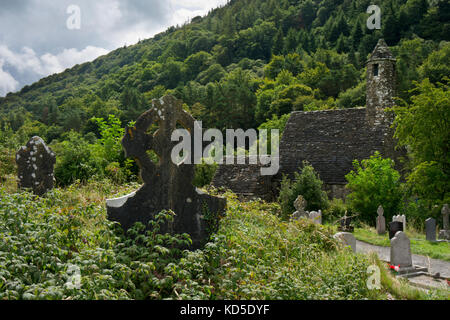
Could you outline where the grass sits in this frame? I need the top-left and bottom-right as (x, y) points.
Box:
(0, 179), (448, 300)
(368, 253), (450, 300)
(354, 226), (450, 262)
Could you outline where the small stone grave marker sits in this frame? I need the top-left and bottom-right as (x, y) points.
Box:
(392, 214), (406, 231)
(309, 210), (322, 225)
(16, 136), (56, 196)
(389, 221), (403, 239)
(390, 231), (412, 268)
(439, 204), (450, 240)
(425, 218), (436, 242)
(291, 195), (308, 220)
(376, 205), (386, 235)
(333, 232), (356, 253)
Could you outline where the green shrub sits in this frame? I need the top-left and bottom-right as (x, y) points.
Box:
(193, 160), (218, 188)
(0, 148), (16, 179)
(54, 131), (104, 186)
(323, 198), (349, 224)
(279, 161), (329, 220)
(345, 152), (403, 224)
(402, 199), (443, 231)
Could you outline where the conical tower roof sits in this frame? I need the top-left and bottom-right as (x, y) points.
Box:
(367, 39), (396, 63)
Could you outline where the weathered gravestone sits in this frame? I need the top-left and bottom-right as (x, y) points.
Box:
(389, 221), (403, 240)
(438, 204), (450, 240)
(390, 231), (412, 268)
(309, 210), (322, 225)
(425, 218), (436, 242)
(291, 195), (308, 220)
(16, 136), (56, 196)
(376, 205), (386, 235)
(333, 232), (356, 253)
(392, 214), (406, 231)
(106, 95), (227, 249)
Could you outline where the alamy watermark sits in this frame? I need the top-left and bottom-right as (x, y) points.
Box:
(367, 5), (381, 30)
(65, 264), (81, 290)
(66, 5), (81, 30)
(366, 265), (381, 290)
(171, 121), (280, 176)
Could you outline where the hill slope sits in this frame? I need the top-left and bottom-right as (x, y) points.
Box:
(0, 0), (448, 142)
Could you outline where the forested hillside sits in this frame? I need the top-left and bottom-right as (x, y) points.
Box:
(1, 0), (448, 135)
(0, 0), (449, 188)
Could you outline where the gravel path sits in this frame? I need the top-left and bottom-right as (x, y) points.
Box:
(356, 240), (450, 278)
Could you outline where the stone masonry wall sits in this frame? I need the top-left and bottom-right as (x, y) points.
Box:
(211, 156), (277, 201)
(279, 108), (389, 185)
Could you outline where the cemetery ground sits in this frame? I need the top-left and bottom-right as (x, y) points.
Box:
(0, 175), (448, 300)
(352, 226), (450, 262)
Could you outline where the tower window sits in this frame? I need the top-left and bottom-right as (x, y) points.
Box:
(373, 64), (379, 76)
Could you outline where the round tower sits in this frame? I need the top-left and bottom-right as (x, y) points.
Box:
(366, 39), (397, 126)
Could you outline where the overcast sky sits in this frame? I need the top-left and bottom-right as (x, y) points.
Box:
(0, 0), (228, 97)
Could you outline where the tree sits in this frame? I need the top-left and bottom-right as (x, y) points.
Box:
(419, 43), (450, 84)
(345, 152), (403, 224)
(391, 79), (449, 205)
(279, 161), (329, 220)
(272, 28), (284, 55)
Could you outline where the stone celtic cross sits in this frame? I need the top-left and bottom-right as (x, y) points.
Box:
(107, 95), (226, 248)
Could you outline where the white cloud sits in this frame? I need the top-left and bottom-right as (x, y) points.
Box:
(0, 60), (19, 96)
(0, 45), (109, 79)
(0, 0), (230, 96)
(169, 0), (228, 25)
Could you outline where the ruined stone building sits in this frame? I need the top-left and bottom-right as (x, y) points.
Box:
(212, 39), (400, 200)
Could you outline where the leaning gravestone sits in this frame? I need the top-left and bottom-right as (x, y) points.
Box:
(16, 136), (56, 196)
(106, 95), (227, 249)
(390, 231), (412, 268)
(291, 195), (308, 220)
(333, 232), (356, 253)
(389, 221), (404, 240)
(376, 205), (386, 235)
(438, 204), (450, 240)
(425, 218), (436, 242)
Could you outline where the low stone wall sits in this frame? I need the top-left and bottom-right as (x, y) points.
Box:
(211, 156), (278, 201)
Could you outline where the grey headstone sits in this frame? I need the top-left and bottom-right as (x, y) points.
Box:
(442, 204), (449, 230)
(389, 221), (403, 239)
(425, 218), (436, 242)
(106, 95), (227, 249)
(393, 214), (406, 231)
(376, 205), (386, 235)
(309, 210), (322, 225)
(334, 232), (356, 253)
(439, 204), (450, 240)
(16, 136), (56, 196)
(390, 231), (412, 268)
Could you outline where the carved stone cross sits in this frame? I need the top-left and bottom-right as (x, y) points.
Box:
(107, 95), (226, 248)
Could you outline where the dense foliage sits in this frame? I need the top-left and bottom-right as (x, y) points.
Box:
(1, 0), (448, 138)
(0, 0), (448, 211)
(279, 161), (329, 220)
(0, 184), (386, 300)
(345, 152), (403, 224)
(391, 79), (449, 207)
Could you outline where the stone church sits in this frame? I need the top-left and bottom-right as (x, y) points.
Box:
(212, 39), (401, 200)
